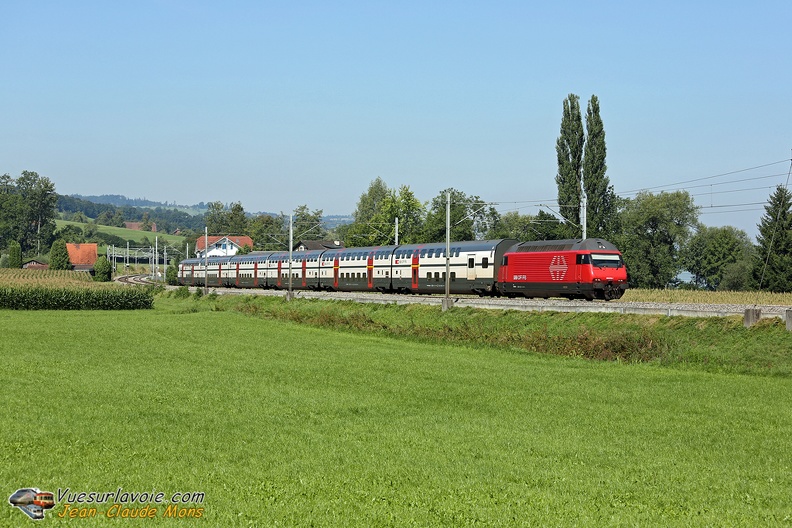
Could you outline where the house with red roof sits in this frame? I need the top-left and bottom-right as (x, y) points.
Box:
(195, 235), (254, 258)
(66, 243), (98, 272)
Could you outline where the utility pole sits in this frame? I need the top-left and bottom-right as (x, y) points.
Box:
(395, 217), (399, 245)
(204, 227), (208, 295)
(287, 213), (294, 301)
(443, 191), (453, 311)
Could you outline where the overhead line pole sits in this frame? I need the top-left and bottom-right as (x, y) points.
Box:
(443, 191), (453, 312)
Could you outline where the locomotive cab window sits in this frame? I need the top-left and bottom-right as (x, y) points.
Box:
(591, 254), (623, 268)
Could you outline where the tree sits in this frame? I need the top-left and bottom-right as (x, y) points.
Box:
(166, 261), (179, 285)
(582, 95), (618, 239)
(49, 239), (72, 270)
(422, 189), (499, 243)
(555, 94), (584, 238)
(753, 185), (792, 292)
(341, 177), (395, 247)
(248, 214), (287, 250)
(71, 211), (89, 223)
(353, 177), (390, 224)
(682, 225), (754, 290)
(376, 185), (425, 244)
(140, 212), (152, 231)
(616, 191), (699, 289)
(8, 240), (22, 268)
(93, 255), (112, 282)
(54, 224), (85, 243)
(205, 201), (228, 234)
(16, 171), (58, 254)
(290, 205), (327, 241)
(485, 210), (566, 241)
(226, 202), (249, 235)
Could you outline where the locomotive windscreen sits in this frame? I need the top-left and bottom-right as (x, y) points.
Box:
(591, 254), (623, 268)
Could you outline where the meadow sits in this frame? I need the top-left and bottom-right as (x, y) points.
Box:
(55, 219), (186, 246)
(1, 295), (790, 526)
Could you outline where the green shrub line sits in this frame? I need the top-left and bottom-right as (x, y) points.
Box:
(166, 292), (792, 377)
(0, 284), (154, 310)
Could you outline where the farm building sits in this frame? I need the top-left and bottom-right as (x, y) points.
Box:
(66, 243), (98, 273)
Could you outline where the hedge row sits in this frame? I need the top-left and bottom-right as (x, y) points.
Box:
(0, 285), (154, 310)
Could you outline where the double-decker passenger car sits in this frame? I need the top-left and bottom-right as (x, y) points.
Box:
(178, 237), (627, 301)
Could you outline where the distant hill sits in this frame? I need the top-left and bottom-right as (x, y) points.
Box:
(67, 194), (354, 229)
(71, 194), (208, 215)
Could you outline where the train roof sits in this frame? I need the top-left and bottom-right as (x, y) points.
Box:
(510, 238), (620, 252)
(394, 239), (516, 252)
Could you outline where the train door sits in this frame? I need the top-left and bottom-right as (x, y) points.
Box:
(333, 256), (339, 290)
(235, 262), (240, 287)
(411, 251), (419, 290)
(367, 255), (374, 289)
(467, 254), (476, 280)
(301, 259), (307, 288)
(190, 265), (195, 286)
(253, 262), (259, 287)
(276, 260), (282, 288)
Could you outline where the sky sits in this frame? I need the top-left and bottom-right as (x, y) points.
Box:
(2, 1), (791, 240)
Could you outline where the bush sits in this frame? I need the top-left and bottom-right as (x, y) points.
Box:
(173, 286), (191, 299)
(93, 256), (112, 282)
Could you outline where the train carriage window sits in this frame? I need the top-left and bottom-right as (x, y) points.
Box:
(468, 258), (475, 268)
(428, 249), (434, 258)
(450, 272), (456, 280)
(482, 257), (489, 269)
(420, 249), (427, 258)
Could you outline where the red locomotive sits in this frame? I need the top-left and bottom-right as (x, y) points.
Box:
(498, 238), (627, 300)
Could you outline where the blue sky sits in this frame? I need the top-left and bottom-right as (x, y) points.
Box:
(2, 1), (790, 240)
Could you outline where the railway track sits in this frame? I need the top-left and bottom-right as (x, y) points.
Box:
(115, 274), (155, 285)
(179, 285), (792, 322)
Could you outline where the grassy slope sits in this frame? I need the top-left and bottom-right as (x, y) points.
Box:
(1, 302), (790, 526)
(55, 219), (186, 246)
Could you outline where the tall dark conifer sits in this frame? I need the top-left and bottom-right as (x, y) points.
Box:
(582, 95), (616, 238)
(754, 185), (792, 292)
(555, 94), (584, 237)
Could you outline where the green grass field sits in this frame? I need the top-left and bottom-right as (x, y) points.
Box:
(55, 219), (186, 246)
(1, 299), (791, 525)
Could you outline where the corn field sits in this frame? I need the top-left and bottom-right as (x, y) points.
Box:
(0, 269), (94, 286)
(0, 269), (153, 309)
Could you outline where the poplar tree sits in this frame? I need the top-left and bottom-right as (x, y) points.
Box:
(753, 185), (792, 292)
(8, 240), (22, 268)
(582, 95), (617, 239)
(555, 94), (584, 237)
